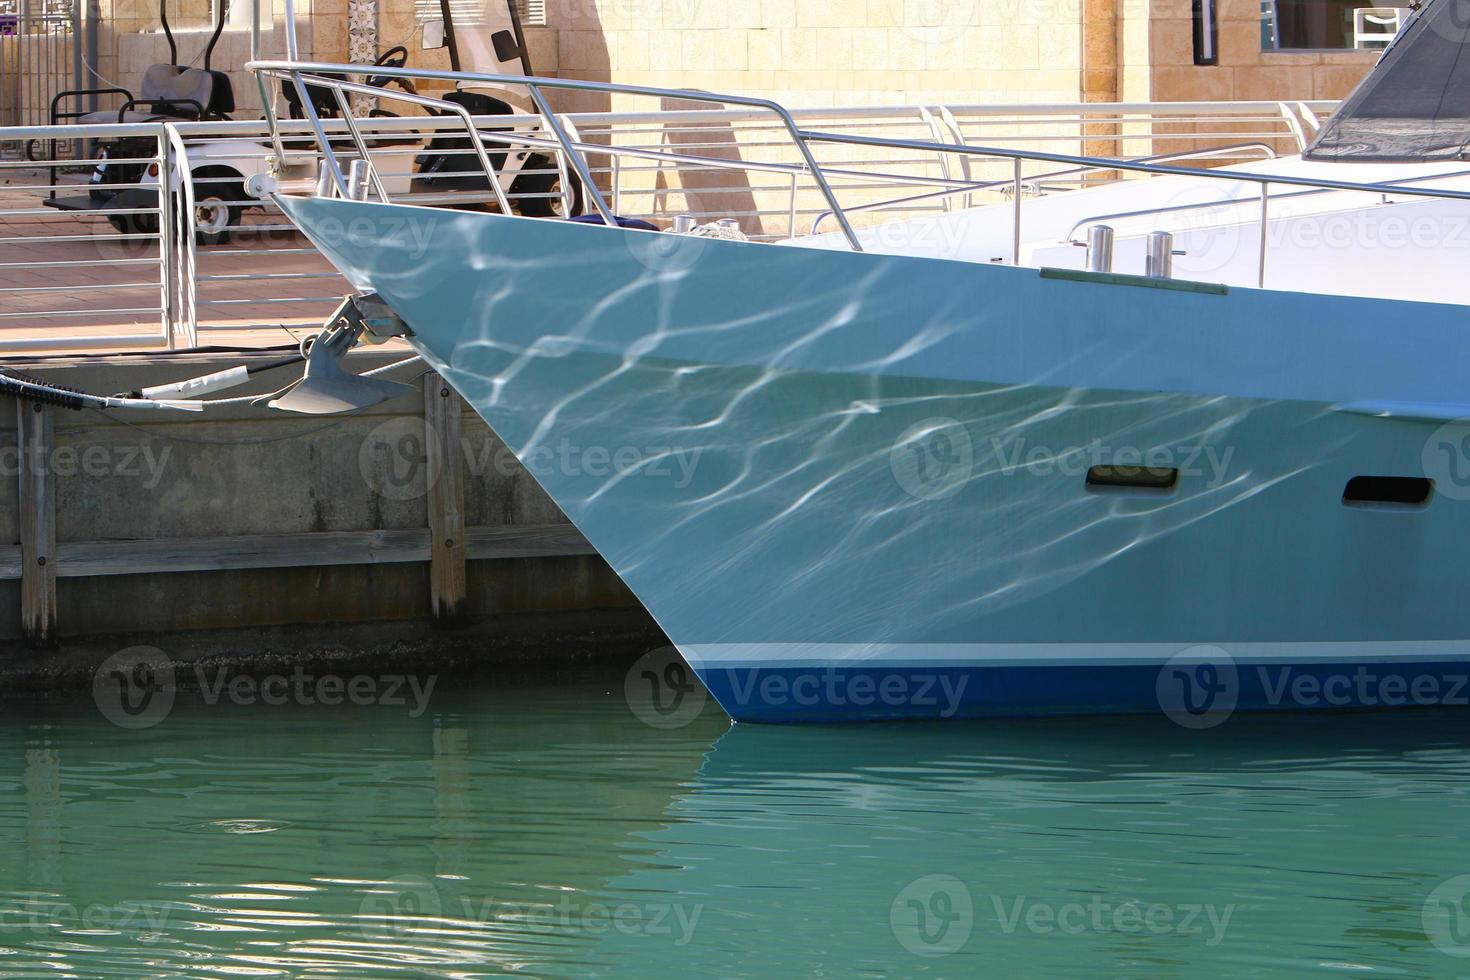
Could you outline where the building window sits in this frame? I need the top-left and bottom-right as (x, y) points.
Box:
(516, 0), (546, 27)
(1262, 0), (1410, 51)
(415, 0), (545, 29)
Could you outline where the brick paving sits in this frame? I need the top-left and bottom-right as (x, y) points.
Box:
(1, 166), (348, 353)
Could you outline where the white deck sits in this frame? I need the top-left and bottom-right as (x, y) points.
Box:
(791, 156), (1470, 305)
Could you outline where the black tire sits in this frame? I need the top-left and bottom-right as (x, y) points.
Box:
(510, 155), (585, 218)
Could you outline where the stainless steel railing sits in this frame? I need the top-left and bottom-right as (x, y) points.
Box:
(0, 90), (1347, 353)
(249, 60), (1470, 290)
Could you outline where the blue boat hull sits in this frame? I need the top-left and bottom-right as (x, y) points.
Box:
(276, 196), (1470, 723)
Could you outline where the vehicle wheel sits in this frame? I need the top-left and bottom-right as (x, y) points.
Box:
(510, 155), (585, 218)
(191, 186), (243, 245)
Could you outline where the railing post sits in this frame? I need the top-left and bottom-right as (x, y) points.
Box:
(1146, 230), (1175, 278)
(156, 129), (176, 348)
(1258, 181), (1270, 288)
(1012, 158), (1023, 266)
(424, 373), (466, 626)
(1086, 224), (1114, 273)
(17, 399), (57, 648)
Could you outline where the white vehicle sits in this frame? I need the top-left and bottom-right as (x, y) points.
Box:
(44, 0), (581, 244)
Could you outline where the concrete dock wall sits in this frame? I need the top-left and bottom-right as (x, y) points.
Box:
(0, 347), (648, 649)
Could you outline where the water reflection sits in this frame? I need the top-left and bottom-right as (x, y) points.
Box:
(1, 676), (1467, 976)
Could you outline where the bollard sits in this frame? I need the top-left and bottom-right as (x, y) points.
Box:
(1086, 225), (1114, 273)
(1146, 231), (1175, 278)
(347, 159), (371, 202)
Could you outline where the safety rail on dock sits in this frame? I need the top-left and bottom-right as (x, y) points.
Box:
(0, 97), (1330, 354)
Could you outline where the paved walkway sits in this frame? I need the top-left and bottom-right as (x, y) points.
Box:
(1, 167), (347, 354)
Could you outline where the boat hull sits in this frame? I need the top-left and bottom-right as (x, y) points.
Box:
(276, 195), (1470, 723)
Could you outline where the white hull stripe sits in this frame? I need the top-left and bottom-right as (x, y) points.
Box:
(678, 641), (1470, 669)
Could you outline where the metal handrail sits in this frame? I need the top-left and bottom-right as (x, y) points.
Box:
(810, 142), (1282, 235)
(1063, 165), (1470, 244)
(0, 86), (1363, 354)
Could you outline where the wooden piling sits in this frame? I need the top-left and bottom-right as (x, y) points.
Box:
(424, 373), (467, 626)
(17, 399), (57, 648)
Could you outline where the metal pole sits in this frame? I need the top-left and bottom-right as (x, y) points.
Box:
(1012, 158), (1023, 266)
(525, 83), (615, 225)
(1257, 181), (1269, 288)
(1145, 230), (1174, 278)
(156, 131), (176, 347)
(1086, 224), (1114, 273)
(69, 0), (81, 113)
(85, 0), (98, 116)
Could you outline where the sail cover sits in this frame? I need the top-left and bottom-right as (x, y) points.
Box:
(1306, 0), (1470, 161)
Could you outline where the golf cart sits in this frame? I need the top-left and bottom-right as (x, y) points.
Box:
(41, 0), (581, 243)
(408, 0), (585, 217)
(40, 0), (245, 242)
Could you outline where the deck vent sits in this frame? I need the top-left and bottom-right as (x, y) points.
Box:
(1342, 476), (1433, 508)
(1085, 465), (1180, 493)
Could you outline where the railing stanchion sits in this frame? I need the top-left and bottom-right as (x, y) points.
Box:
(526, 84), (615, 225)
(1012, 158), (1023, 266)
(156, 130), (176, 347)
(1258, 181), (1270, 288)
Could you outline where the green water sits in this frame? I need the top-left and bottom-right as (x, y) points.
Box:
(3, 669), (1470, 977)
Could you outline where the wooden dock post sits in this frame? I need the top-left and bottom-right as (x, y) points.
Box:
(17, 399), (57, 648)
(424, 374), (466, 626)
